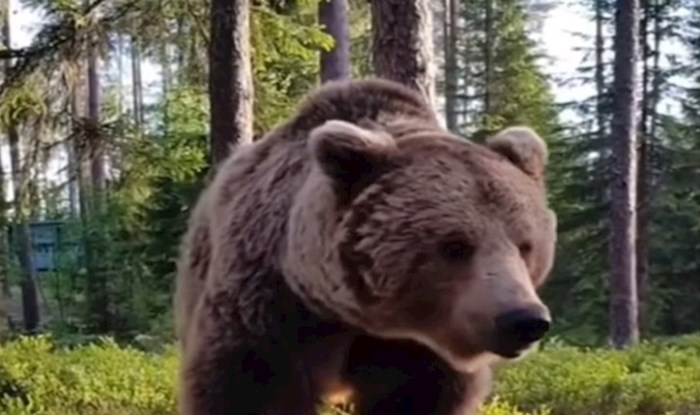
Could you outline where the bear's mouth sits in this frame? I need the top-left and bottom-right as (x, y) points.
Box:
(488, 332), (545, 359)
(488, 343), (530, 359)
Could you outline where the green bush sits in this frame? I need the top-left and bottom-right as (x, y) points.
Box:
(1, 334), (700, 414)
(0, 335), (178, 415)
(490, 338), (700, 415)
(481, 398), (551, 415)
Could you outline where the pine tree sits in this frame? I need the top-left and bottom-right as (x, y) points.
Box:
(443, 0), (459, 131)
(371, 0), (436, 105)
(647, 0), (700, 335)
(319, 0), (351, 82)
(452, 0), (559, 140)
(536, 0), (614, 344)
(608, 0), (641, 349)
(0, 0), (10, 333)
(1, 0), (41, 333)
(209, 0), (254, 165)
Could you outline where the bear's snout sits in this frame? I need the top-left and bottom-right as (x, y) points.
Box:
(491, 306), (550, 358)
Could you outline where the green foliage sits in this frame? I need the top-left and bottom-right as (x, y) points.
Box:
(491, 338), (700, 415)
(629, 2), (700, 337)
(0, 335), (178, 414)
(473, 0), (559, 140)
(0, 75), (48, 126)
(347, 0), (372, 78)
(451, 0), (560, 142)
(51, 0), (372, 340)
(3, 334), (700, 415)
(10, 0), (378, 346)
(480, 399), (551, 415)
(251, 0), (334, 132)
(36, 84), (209, 340)
(540, 0), (700, 343)
(539, 130), (610, 345)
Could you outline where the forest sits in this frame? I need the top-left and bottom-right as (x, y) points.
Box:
(0, 0), (700, 414)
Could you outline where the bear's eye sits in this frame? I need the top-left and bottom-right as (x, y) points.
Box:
(439, 236), (474, 263)
(518, 242), (533, 257)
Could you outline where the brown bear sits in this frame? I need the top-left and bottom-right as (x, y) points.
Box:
(174, 78), (557, 415)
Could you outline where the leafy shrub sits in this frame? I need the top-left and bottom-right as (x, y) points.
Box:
(490, 337), (700, 415)
(481, 398), (551, 415)
(1, 334), (700, 414)
(0, 335), (177, 415)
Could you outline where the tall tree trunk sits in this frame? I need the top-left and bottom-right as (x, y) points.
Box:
(85, 14), (109, 332)
(639, 0), (650, 143)
(0, 0), (7, 339)
(66, 141), (80, 218)
(117, 33), (125, 119)
(8, 128), (41, 333)
(67, 61), (83, 219)
(637, 0), (662, 337)
(636, 134), (648, 338)
(187, 35), (205, 86)
(8, 127), (41, 333)
(176, 16), (186, 73)
(161, 42), (171, 135)
(69, 71), (84, 310)
(483, 0), (494, 115)
(0, 133), (8, 298)
(457, 2), (471, 130)
(371, 0), (436, 106)
(443, 0), (458, 131)
(595, 0), (606, 140)
(39, 139), (50, 216)
(609, 0), (641, 349)
(319, 0), (351, 82)
(209, 0), (254, 166)
(0, 145), (7, 337)
(636, 0), (651, 337)
(3, 0), (40, 333)
(131, 33), (144, 130)
(0, 0), (11, 300)
(649, 0), (661, 142)
(87, 32), (105, 206)
(112, 31), (126, 181)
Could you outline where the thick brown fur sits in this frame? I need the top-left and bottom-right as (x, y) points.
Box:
(174, 78), (557, 415)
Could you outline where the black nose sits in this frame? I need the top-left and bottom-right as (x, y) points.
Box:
(492, 308), (550, 357)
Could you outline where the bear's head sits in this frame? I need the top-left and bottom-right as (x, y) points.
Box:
(284, 119), (556, 372)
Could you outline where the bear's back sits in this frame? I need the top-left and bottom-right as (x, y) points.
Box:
(174, 78), (439, 343)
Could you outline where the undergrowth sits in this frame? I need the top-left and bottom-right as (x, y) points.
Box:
(0, 334), (699, 414)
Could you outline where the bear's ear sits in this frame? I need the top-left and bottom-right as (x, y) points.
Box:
(309, 120), (398, 201)
(485, 126), (548, 181)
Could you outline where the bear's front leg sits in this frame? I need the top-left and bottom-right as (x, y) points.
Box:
(344, 335), (492, 415)
(178, 295), (320, 415)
